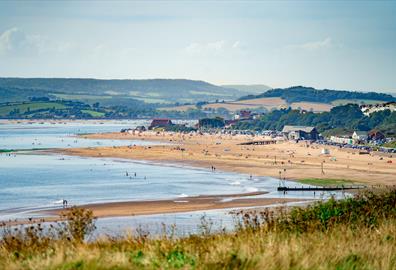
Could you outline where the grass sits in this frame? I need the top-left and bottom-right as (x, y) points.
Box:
(81, 110), (106, 117)
(0, 102), (67, 116)
(331, 99), (385, 106)
(53, 94), (112, 100)
(1, 188), (395, 269)
(383, 141), (396, 148)
(297, 178), (355, 186)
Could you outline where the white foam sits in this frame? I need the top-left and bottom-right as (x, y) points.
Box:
(177, 193), (189, 198)
(230, 181), (241, 186)
(53, 200), (64, 204)
(244, 187), (258, 192)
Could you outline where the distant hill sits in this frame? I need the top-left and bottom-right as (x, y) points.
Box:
(238, 86), (396, 104)
(221, 84), (271, 94)
(0, 78), (245, 105)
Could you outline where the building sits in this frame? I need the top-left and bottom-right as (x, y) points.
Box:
(360, 102), (396, 116)
(282, 125), (319, 140)
(330, 136), (353, 144)
(368, 130), (385, 141)
(234, 110), (252, 120)
(149, 118), (173, 130)
(352, 131), (368, 143)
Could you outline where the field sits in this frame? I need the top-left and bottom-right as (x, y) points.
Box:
(53, 94), (112, 101)
(158, 98), (340, 113)
(81, 110), (106, 117)
(290, 101), (334, 112)
(0, 102), (68, 116)
(159, 97), (288, 112)
(331, 99), (386, 106)
(158, 104), (197, 111)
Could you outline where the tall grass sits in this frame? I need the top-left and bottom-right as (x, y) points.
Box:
(0, 188), (395, 269)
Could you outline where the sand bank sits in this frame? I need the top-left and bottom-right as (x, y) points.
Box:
(3, 193), (303, 226)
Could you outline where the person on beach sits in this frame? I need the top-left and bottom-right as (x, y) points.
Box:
(62, 199), (68, 208)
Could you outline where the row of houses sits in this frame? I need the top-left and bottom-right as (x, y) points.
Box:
(360, 102), (396, 116)
(330, 130), (386, 145)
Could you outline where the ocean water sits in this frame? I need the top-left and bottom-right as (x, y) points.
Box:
(0, 121), (345, 234)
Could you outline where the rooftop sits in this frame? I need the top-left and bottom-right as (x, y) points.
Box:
(282, 125), (316, 133)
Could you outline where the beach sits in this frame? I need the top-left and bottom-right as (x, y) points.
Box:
(45, 192), (301, 219)
(61, 131), (396, 186)
(4, 192), (303, 226)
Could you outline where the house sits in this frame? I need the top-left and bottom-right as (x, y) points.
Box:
(234, 110), (252, 120)
(368, 130), (385, 141)
(330, 135), (353, 144)
(360, 102), (396, 116)
(282, 125), (319, 141)
(149, 118), (173, 130)
(352, 131), (368, 143)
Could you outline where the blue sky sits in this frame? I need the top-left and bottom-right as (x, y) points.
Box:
(0, 1), (395, 92)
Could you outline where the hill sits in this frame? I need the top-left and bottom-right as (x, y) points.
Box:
(0, 78), (245, 105)
(238, 86), (396, 104)
(221, 84), (271, 93)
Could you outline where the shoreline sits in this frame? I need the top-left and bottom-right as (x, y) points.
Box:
(61, 131), (396, 186)
(3, 192), (305, 226)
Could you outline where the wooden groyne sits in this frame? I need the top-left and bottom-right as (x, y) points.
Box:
(277, 185), (367, 192)
(238, 140), (277, 145)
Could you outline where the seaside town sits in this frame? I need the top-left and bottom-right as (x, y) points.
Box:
(131, 102), (396, 155)
(1, 1), (396, 269)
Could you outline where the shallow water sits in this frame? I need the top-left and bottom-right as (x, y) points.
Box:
(0, 121), (346, 234)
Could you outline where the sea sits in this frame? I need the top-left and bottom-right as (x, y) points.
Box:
(0, 120), (346, 236)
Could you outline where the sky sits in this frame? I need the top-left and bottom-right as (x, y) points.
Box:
(0, 1), (395, 92)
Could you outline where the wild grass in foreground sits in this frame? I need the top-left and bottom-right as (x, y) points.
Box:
(0, 188), (395, 270)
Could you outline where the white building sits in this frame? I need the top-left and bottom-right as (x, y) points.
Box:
(330, 136), (353, 144)
(360, 102), (396, 116)
(352, 131), (368, 143)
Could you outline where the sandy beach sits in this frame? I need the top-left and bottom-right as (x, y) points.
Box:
(3, 193), (302, 226)
(61, 131), (396, 186)
(46, 192), (302, 218)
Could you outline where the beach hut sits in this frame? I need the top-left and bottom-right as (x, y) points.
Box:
(321, 148), (330, 155)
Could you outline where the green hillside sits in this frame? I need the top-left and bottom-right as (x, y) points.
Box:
(221, 84), (271, 93)
(239, 86), (395, 104)
(0, 78), (244, 105)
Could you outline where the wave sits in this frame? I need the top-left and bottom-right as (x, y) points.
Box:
(244, 187), (259, 192)
(177, 193), (189, 198)
(230, 181), (241, 186)
(52, 199), (64, 204)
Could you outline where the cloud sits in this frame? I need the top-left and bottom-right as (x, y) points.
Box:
(288, 37), (335, 51)
(0, 27), (75, 57)
(184, 40), (242, 55)
(0, 27), (50, 57)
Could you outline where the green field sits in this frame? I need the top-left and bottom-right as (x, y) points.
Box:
(0, 102), (67, 115)
(297, 178), (355, 186)
(81, 110), (106, 117)
(53, 94), (112, 100)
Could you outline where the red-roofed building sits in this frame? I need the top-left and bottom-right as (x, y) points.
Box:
(149, 118), (173, 130)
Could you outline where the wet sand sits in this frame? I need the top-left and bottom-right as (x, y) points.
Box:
(46, 192), (302, 218)
(4, 193), (303, 226)
(61, 131), (396, 186)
